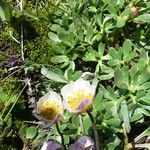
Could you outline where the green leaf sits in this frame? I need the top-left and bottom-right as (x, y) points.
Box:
(107, 5), (117, 17)
(24, 11), (38, 20)
(137, 71), (150, 85)
(83, 46), (97, 61)
(107, 136), (121, 150)
(114, 67), (129, 89)
(120, 100), (131, 133)
(19, 126), (26, 139)
(98, 73), (114, 80)
(49, 43), (65, 55)
(137, 107), (150, 116)
(26, 126), (37, 139)
(98, 43), (105, 59)
(72, 115), (79, 127)
(59, 32), (76, 48)
(51, 55), (70, 64)
(41, 67), (68, 83)
(116, 16), (125, 28)
(98, 64), (114, 80)
(107, 87), (118, 100)
(104, 118), (121, 127)
(135, 14), (150, 23)
(50, 24), (65, 33)
(93, 90), (103, 113)
(88, 6), (97, 13)
(130, 113), (143, 122)
(59, 124), (67, 131)
(0, 52), (7, 62)
(0, 0), (12, 22)
(139, 82), (150, 90)
(136, 60), (147, 72)
(109, 47), (121, 60)
(120, 8), (130, 21)
(71, 71), (82, 81)
(65, 68), (73, 81)
(140, 92), (150, 104)
(83, 114), (92, 134)
(122, 39), (132, 57)
(63, 135), (70, 145)
(48, 32), (61, 42)
(85, 25), (94, 43)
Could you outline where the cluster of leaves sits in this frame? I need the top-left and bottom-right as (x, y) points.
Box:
(0, 0), (150, 149)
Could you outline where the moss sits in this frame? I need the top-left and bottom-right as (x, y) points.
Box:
(1, 0), (53, 65)
(0, 77), (21, 94)
(23, 1), (52, 64)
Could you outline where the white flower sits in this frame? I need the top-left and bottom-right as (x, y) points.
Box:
(61, 79), (96, 113)
(35, 91), (63, 125)
(41, 141), (62, 150)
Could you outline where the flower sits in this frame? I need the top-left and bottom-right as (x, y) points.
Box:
(61, 79), (96, 113)
(35, 91), (63, 125)
(41, 141), (62, 150)
(69, 136), (94, 150)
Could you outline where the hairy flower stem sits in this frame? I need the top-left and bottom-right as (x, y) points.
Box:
(87, 111), (100, 150)
(56, 123), (65, 150)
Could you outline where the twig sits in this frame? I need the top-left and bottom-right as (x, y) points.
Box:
(10, 31), (20, 44)
(134, 143), (150, 149)
(20, 0), (24, 61)
(1, 68), (21, 82)
(134, 127), (150, 143)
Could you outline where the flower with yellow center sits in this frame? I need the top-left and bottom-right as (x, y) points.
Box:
(35, 91), (63, 125)
(61, 79), (96, 113)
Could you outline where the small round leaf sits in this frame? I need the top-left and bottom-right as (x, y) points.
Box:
(26, 126), (37, 139)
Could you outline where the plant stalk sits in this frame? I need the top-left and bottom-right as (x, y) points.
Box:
(20, 0), (24, 61)
(56, 123), (65, 150)
(87, 111), (100, 150)
(79, 114), (86, 134)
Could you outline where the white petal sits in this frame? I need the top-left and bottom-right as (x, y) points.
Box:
(74, 79), (96, 95)
(36, 91), (63, 123)
(48, 91), (62, 103)
(61, 82), (75, 99)
(37, 91), (63, 111)
(61, 79), (96, 112)
(41, 142), (48, 150)
(62, 98), (74, 112)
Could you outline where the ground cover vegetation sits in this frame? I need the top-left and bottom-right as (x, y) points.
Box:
(0, 0), (150, 149)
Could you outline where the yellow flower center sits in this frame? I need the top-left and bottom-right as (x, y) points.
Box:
(67, 90), (93, 110)
(38, 100), (62, 121)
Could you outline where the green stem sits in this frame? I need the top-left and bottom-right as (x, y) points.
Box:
(87, 111), (100, 150)
(4, 84), (27, 121)
(56, 123), (65, 150)
(4, 83), (27, 121)
(123, 123), (129, 150)
(79, 114), (86, 134)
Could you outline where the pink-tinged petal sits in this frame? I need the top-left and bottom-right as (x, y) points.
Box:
(41, 141), (62, 150)
(61, 78), (97, 113)
(75, 99), (92, 113)
(69, 136), (94, 150)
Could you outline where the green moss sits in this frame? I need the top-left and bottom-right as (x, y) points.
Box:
(0, 77), (21, 93)
(23, 2), (52, 64)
